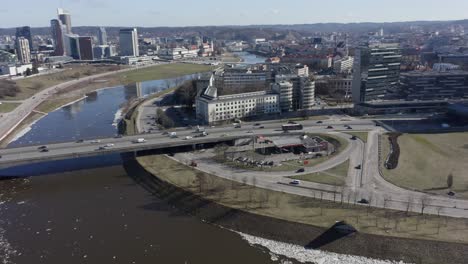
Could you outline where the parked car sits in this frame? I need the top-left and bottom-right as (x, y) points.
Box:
(289, 180), (301, 185)
(358, 199), (369, 204)
(448, 191), (456, 196)
(355, 164), (362, 170)
(296, 168), (305, 173)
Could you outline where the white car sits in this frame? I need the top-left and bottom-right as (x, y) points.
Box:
(184, 136), (193, 140)
(104, 143), (115, 148)
(90, 140), (101, 144)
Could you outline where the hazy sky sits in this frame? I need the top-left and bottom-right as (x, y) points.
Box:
(1, 0), (468, 28)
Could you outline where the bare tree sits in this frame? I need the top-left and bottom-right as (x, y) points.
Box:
(195, 172), (205, 194)
(242, 176), (248, 186)
(447, 173), (454, 189)
(420, 195), (431, 215)
(436, 207), (443, 235)
(406, 196), (413, 216)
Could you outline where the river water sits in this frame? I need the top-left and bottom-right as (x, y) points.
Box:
(0, 55), (293, 264)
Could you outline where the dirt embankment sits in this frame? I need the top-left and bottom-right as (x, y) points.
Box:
(124, 157), (468, 264)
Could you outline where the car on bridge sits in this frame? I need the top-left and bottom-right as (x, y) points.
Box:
(40, 148), (49, 153)
(90, 140), (101, 144)
(289, 180), (301, 185)
(38, 146), (47, 150)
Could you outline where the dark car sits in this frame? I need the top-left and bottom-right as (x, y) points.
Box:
(355, 164), (362, 170)
(326, 126), (333, 129)
(358, 198), (369, 204)
(316, 121), (323, 124)
(259, 126), (265, 129)
(38, 146), (47, 150)
(254, 123), (261, 126)
(0, 155), (2, 159)
(375, 123), (381, 127)
(448, 191), (456, 197)
(40, 148), (49, 153)
(351, 135), (357, 140)
(296, 168), (305, 173)
(347, 126), (353, 130)
(76, 139), (84, 143)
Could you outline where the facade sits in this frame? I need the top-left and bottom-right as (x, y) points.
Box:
(64, 34), (80, 59)
(15, 37), (31, 64)
(333, 56), (354, 73)
(316, 76), (352, 99)
(15, 26), (33, 51)
(271, 81), (294, 112)
(57, 8), (72, 34)
(158, 47), (198, 60)
(78, 36), (93, 60)
(50, 19), (64, 56)
(216, 68), (268, 90)
(0, 64), (32, 76)
(93, 45), (111, 59)
(275, 75), (315, 110)
(432, 63), (460, 72)
(97, 27), (107, 45)
(119, 28), (139, 57)
(352, 43), (402, 104)
(0, 50), (17, 64)
(400, 70), (468, 101)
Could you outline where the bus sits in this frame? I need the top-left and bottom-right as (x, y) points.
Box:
(282, 123), (303, 131)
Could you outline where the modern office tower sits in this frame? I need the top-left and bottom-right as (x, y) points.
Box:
(16, 37), (31, 64)
(272, 81), (294, 112)
(50, 19), (65, 56)
(352, 43), (402, 104)
(93, 45), (111, 59)
(57, 8), (72, 34)
(78, 36), (93, 60)
(64, 34), (80, 59)
(15, 26), (33, 51)
(97, 27), (107, 45)
(119, 28), (139, 57)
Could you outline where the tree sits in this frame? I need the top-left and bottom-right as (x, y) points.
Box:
(195, 171), (205, 194)
(24, 68), (32, 76)
(420, 195), (430, 215)
(447, 173), (454, 189)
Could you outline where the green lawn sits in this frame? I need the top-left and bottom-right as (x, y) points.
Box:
(380, 133), (468, 198)
(117, 63), (213, 84)
(290, 159), (349, 186)
(0, 102), (20, 113)
(138, 154), (468, 245)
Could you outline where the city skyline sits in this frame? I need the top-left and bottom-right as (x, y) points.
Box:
(1, 0), (468, 28)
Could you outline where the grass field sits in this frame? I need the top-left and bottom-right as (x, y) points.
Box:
(138, 154), (468, 244)
(380, 133), (468, 198)
(290, 159), (349, 186)
(117, 63), (213, 84)
(0, 102), (20, 113)
(6, 65), (123, 100)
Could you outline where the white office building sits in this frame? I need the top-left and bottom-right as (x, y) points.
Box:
(333, 56), (354, 73)
(16, 37), (31, 64)
(119, 28), (139, 57)
(196, 76), (280, 123)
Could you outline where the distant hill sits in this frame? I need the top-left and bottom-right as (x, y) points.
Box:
(1, 20), (467, 40)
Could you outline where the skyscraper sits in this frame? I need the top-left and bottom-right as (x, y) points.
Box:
(50, 19), (65, 56)
(97, 27), (107, 45)
(78, 36), (93, 60)
(352, 43), (402, 104)
(119, 28), (139, 57)
(57, 8), (72, 34)
(15, 26), (33, 51)
(16, 37), (31, 64)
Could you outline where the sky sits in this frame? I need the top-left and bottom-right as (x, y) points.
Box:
(1, 0), (468, 28)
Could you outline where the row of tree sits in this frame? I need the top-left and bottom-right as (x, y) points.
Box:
(156, 108), (174, 128)
(0, 80), (20, 99)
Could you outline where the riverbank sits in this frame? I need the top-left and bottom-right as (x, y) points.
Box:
(1, 63), (212, 146)
(134, 154), (468, 264)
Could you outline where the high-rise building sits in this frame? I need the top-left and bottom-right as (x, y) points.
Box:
(15, 26), (33, 51)
(78, 36), (93, 60)
(16, 37), (31, 64)
(57, 8), (72, 34)
(64, 34), (80, 59)
(119, 28), (139, 57)
(352, 43), (402, 104)
(50, 19), (65, 56)
(97, 27), (107, 45)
